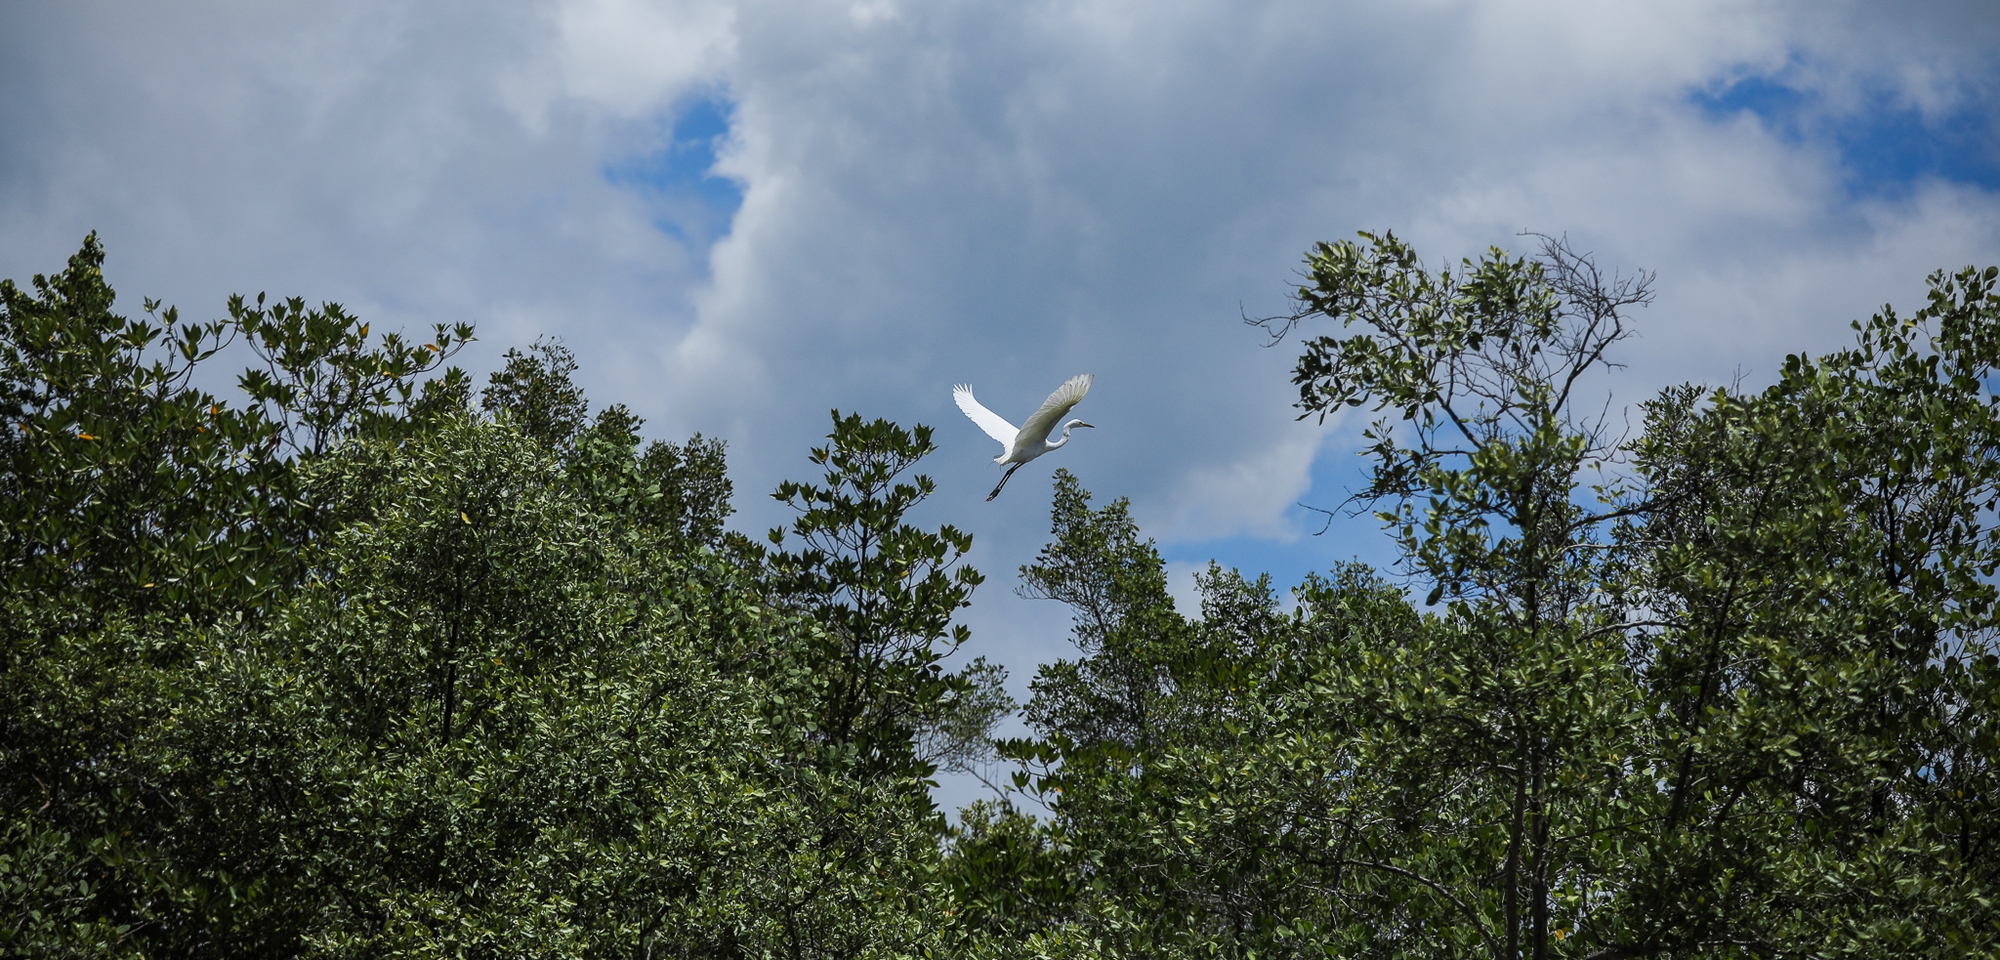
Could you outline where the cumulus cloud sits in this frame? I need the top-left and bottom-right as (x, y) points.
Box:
(0, 0), (713, 393)
(631, 0), (1999, 528)
(551, 0), (735, 116)
(4, 0), (1999, 751)
(1155, 421), (1338, 543)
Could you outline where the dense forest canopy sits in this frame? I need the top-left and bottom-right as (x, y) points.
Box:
(3, 233), (1996, 958)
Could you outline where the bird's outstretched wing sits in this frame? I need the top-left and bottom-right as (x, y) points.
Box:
(1017, 373), (1093, 444)
(954, 384), (1017, 450)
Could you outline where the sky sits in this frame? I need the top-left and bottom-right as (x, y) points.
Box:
(5, 0), (1999, 806)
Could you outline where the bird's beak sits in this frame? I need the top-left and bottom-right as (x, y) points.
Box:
(1077, 421), (1095, 428)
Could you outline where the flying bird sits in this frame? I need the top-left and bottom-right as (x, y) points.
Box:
(954, 374), (1094, 501)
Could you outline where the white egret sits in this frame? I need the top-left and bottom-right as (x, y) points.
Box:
(953, 374), (1094, 501)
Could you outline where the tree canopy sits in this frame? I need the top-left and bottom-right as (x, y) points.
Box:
(4, 232), (1997, 958)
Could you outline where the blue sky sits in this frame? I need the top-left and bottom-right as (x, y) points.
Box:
(1692, 64), (2000, 195)
(604, 92), (744, 244)
(4, 0), (1999, 808)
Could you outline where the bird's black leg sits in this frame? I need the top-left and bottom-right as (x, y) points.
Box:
(987, 462), (1023, 501)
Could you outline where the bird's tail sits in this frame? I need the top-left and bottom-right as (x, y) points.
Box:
(987, 462), (1023, 501)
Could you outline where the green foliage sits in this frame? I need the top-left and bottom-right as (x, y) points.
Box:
(1, 418), (944, 957)
(235, 290), (473, 458)
(482, 337), (737, 551)
(0, 235), (286, 621)
(480, 338), (589, 452)
(0, 237), (962, 959)
(1266, 230), (1653, 604)
(1597, 263), (2000, 955)
(950, 237), (2000, 960)
(943, 800), (1078, 948)
(252, 418), (936, 958)
(10, 229), (2000, 960)
(985, 472), (1496, 957)
(1268, 231), (1653, 958)
(765, 411), (1002, 780)
(0, 234), (473, 624)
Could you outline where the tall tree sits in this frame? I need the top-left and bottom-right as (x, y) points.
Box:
(1592, 264), (2000, 956)
(763, 412), (1006, 782)
(1257, 231), (1655, 958)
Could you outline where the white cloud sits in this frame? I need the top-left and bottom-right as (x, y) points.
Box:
(554, 0), (736, 116)
(1154, 421), (1337, 543)
(1164, 560), (1206, 621)
(644, 1), (1999, 517)
(4, 0), (1999, 726)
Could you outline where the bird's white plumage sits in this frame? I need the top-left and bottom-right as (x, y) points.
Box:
(953, 384), (1017, 450)
(954, 375), (1093, 462)
(954, 374), (1095, 500)
(1012, 373), (1092, 456)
